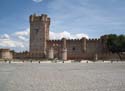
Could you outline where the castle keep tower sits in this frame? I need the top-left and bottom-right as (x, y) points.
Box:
(29, 14), (50, 58)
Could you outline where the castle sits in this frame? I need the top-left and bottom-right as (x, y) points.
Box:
(28, 14), (122, 60)
(0, 14), (124, 60)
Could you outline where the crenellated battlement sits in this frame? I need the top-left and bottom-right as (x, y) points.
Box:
(67, 39), (81, 42)
(48, 38), (87, 42)
(87, 38), (100, 41)
(47, 40), (62, 43)
(30, 14), (50, 23)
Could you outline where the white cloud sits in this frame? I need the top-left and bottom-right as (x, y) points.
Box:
(0, 39), (25, 48)
(0, 34), (10, 39)
(32, 0), (43, 3)
(0, 39), (16, 48)
(50, 31), (88, 40)
(0, 29), (29, 52)
(13, 28), (29, 41)
(14, 28), (29, 36)
(18, 36), (28, 41)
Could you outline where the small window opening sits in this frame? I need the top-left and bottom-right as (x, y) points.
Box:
(72, 47), (76, 51)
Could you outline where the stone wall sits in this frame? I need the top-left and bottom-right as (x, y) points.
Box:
(46, 37), (125, 60)
(0, 49), (13, 59)
(47, 40), (62, 59)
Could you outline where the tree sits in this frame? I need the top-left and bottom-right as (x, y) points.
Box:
(106, 34), (125, 60)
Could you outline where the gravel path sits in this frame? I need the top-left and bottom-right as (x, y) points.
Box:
(0, 63), (125, 91)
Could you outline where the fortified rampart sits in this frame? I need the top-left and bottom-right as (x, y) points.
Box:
(46, 37), (109, 60)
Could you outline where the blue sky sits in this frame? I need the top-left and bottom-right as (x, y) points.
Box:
(0, 0), (125, 51)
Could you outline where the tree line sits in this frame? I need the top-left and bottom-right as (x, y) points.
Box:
(106, 34), (125, 60)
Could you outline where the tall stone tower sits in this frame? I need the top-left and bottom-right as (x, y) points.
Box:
(29, 14), (50, 58)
